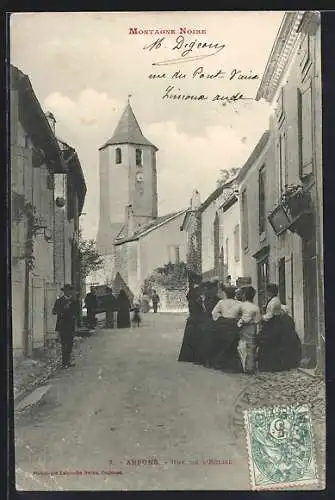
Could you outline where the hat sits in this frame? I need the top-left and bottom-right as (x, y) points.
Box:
(61, 284), (73, 292)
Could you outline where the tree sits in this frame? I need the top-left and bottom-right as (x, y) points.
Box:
(78, 228), (104, 282)
(216, 167), (241, 187)
(142, 261), (188, 295)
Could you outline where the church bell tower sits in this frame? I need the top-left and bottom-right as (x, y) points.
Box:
(96, 99), (158, 256)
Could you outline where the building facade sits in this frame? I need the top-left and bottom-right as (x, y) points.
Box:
(199, 182), (237, 282)
(219, 191), (242, 286)
(240, 11), (323, 369)
(114, 210), (187, 298)
(238, 130), (273, 309)
(11, 65), (86, 358)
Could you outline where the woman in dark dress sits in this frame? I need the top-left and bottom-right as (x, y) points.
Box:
(200, 281), (221, 366)
(116, 289), (131, 328)
(257, 313), (302, 371)
(178, 275), (206, 363)
(208, 286), (244, 373)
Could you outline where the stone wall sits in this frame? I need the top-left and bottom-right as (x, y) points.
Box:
(157, 287), (188, 313)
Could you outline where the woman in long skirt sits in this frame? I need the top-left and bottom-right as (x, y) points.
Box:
(237, 286), (261, 374)
(178, 276), (206, 363)
(257, 283), (301, 371)
(257, 312), (302, 372)
(116, 289), (131, 328)
(200, 281), (221, 366)
(209, 286), (243, 373)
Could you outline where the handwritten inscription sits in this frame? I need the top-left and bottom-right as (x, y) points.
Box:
(143, 35), (259, 107)
(143, 35), (225, 65)
(148, 67), (259, 81)
(162, 85), (252, 105)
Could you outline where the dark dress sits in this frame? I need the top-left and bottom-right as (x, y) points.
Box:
(178, 286), (206, 363)
(200, 295), (221, 366)
(257, 312), (302, 372)
(116, 291), (131, 328)
(105, 292), (116, 328)
(85, 292), (98, 328)
(52, 296), (77, 367)
(207, 316), (243, 373)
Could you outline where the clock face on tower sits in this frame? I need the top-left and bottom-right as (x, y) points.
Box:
(136, 172), (144, 183)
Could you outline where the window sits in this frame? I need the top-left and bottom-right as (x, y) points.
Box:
(257, 256), (269, 312)
(115, 147), (122, 164)
(258, 167), (266, 234)
(278, 131), (287, 193)
(241, 189), (248, 250)
(234, 224), (240, 261)
(299, 34), (312, 80)
(278, 257), (286, 305)
(136, 148), (142, 166)
(275, 87), (285, 125)
(298, 81), (313, 178)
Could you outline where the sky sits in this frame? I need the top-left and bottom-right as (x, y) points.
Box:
(10, 11), (284, 240)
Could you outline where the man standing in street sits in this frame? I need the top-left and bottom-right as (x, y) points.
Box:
(52, 284), (77, 368)
(152, 290), (160, 313)
(85, 287), (98, 329)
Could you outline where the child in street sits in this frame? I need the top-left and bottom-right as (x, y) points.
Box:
(132, 302), (141, 327)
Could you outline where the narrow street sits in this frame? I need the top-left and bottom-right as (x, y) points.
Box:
(15, 312), (251, 491)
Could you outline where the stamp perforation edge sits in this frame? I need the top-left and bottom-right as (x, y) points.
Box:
(244, 403), (321, 491)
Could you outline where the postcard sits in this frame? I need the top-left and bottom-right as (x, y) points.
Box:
(10, 11), (325, 491)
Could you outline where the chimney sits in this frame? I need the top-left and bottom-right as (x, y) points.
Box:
(191, 190), (201, 210)
(45, 111), (56, 135)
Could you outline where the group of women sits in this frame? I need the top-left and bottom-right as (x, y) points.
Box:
(178, 276), (302, 374)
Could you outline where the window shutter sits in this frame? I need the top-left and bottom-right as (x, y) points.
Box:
(300, 79), (313, 177)
(234, 224), (240, 261)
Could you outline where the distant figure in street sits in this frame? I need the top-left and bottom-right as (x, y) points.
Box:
(151, 290), (160, 313)
(132, 302), (141, 327)
(237, 286), (261, 374)
(116, 289), (131, 328)
(257, 284), (301, 372)
(105, 289), (116, 328)
(85, 287), (98, 329)
(52, 284), (77, 368)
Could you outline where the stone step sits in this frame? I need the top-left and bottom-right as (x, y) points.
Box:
(15, 384), (52, 412)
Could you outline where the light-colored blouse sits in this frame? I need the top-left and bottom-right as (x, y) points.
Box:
(263, 296), (283, 321)
(212, 298), (243, 321)
(239, 301), (261, 325)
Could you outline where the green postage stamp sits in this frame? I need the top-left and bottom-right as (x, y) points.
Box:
(244, 404), (319, 490)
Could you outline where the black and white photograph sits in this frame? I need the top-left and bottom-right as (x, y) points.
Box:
(9, 11), (325, 491)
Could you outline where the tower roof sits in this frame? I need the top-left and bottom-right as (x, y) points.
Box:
(99, 101), (158, 151)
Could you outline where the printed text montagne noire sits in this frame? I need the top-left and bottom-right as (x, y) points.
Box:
(129, 27), (207, 35)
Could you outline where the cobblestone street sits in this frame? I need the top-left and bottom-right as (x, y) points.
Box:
(15, 313), (253, 491)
